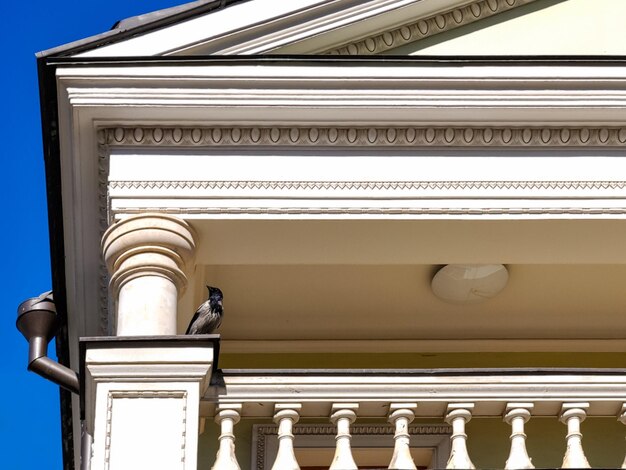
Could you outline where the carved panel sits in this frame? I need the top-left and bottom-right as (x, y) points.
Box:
(105, 390), (188, 470)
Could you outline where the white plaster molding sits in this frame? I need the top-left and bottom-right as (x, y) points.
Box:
(110, 206), (626, 218)
(58, 64), (626, 125)
(204, 371), (626, 419)
(103, 125), (626, 220)
(108, 180), (626, 192)
(104, 126), (626, 147)
(325, 0), (537, 55)
(75, 0), (537, 57)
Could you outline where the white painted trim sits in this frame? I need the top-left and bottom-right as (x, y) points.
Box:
(204, 372), (626, 418)
(59, 64), (626, 125)
(77, 0), (333, 57)
(74, 0), (533, 57)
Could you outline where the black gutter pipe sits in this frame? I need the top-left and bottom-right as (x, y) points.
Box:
(16, 292), (79, 395)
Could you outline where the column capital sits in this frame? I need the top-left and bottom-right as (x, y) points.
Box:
(504, 404), (534, 425)
(102, 213), (197, 294)
(445, 403), (474, 424)
(273, 404), (302, 424)
(560, 403), (589, 424)
(330, 403), (359, 424)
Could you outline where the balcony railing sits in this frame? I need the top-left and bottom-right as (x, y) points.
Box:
(202, 369), (626, 469)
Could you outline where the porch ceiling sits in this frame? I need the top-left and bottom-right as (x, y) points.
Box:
(178, 219), (626, 347)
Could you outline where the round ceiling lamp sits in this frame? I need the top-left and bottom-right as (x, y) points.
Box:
(431, 264), (509, 304)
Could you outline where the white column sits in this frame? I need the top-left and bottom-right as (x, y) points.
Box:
(504, 403), (534, 470)
(445, 403), (476, 470)
(271, 404), (301, 470)
(84, 338), (215, 470)
(560, 403), (591, 469)
(102, 213), (196, 336)
(388, 403), (417, 470)
(212, 405), (243, 470)
(329, 403), (359, 470)
(619, 404), (626, 469)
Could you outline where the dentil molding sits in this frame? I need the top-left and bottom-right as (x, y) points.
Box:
(109, 180), (626, 192)
(103, 126), (626, 147)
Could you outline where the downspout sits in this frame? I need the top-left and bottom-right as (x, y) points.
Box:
(16, 291), (79, 394)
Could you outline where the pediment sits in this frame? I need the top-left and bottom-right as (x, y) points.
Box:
(71, 0), (541, 58)
(385, 0), (626, 56)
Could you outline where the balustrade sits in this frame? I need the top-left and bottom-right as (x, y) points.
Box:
(206, 370), (626, 469)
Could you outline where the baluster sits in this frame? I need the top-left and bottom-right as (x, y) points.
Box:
(445, 403), (476, 470)
(271, 404), (301, 470)
(617, 403), (626, 468)
(388, 403), (418, 470)
(212, 405), (242, 470)
(329, 403), (359, 470)
(560, 403), (590, 469)
(504, 403), (534, 470)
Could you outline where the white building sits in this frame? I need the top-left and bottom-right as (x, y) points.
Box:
(27, 0), (626, 468)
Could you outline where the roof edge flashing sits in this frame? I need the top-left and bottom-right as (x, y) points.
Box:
(36, 0), (249, 59)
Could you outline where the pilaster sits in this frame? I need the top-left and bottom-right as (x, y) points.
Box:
(81, 336), (218, 470)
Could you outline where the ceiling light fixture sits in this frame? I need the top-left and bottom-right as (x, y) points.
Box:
(431, 264), (509, 304)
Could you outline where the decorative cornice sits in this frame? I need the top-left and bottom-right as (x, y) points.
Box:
(324, 0), (537, 55)
(112, 206), (626, 216)
(108, 180), (626, 192)
(105, 126), (626, 147)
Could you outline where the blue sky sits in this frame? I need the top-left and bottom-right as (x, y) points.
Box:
(2, 1), (186, 467)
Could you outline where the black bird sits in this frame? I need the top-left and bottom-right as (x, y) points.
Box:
(185, 286), (224, 334)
